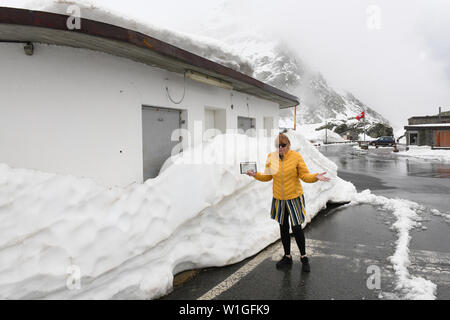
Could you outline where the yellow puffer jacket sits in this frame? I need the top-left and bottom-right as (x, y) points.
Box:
(254, 150), (318, 200)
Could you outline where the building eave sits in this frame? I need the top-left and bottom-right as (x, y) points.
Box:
(405, 125), (450, 130)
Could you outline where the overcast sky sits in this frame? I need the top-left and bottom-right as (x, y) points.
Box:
(2, 0), (450, 128)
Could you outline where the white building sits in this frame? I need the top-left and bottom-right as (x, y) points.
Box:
(0, 7), (299, 186)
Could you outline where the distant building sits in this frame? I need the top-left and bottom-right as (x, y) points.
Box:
(404, 108), (450, 148)
(341, 130), (359, 141)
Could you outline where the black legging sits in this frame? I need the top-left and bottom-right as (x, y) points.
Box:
(280, 215), (306, 257)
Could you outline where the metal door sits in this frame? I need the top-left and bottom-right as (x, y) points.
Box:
(142, 106), (181, 180)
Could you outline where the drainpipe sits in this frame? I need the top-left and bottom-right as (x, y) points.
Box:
(294, 106), (297, 131)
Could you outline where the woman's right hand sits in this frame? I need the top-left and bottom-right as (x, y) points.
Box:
(246, 170), (256, 177)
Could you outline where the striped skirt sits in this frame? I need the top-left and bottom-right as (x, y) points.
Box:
(270, 195), (306, 227)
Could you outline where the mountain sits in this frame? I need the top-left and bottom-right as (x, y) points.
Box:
(200, 29), (393, 138)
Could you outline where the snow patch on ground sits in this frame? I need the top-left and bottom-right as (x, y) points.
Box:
(350, 190), (437, 300)
(279, 122), (347, 145)
(296, 124), (346, 144)
(430, 208), (450, 225)
(397, 146), (450, 162)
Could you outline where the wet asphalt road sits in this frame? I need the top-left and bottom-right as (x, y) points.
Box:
(163, 144), (450, 300)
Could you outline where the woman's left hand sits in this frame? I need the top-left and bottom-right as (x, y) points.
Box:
(246, 170), (256, 177)
(316, 172), (330, 182)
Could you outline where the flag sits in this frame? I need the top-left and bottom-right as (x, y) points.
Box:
(356, 111), (365, 122)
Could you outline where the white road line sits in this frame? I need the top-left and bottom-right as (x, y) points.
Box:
(197, 244), (279, 300)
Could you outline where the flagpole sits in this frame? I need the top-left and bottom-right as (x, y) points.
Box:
(364, 108), (366, 142)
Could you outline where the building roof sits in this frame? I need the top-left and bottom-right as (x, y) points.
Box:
(408, 115), (450, 121)
(0, 7), (299, 108)
(405, 124), (450, 130)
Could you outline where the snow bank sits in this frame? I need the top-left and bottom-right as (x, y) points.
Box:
(430, 208), (450, 225)
(357, 134), (377, 142)
(296, 124), (346, 144)
(350, 190), (437, 300)
(0, 131), (354, 299)
(279, 122), (346, 144)
(397, 146), (450, 162)
(0, 131), (438, 300)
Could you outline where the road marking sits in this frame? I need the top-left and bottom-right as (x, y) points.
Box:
(197, 244), (279, 300)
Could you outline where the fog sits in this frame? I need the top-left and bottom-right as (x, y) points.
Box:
(2, 0), (450, 128)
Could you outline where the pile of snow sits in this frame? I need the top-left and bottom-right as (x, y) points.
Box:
(0, 131), (355, 299)
(431, 209), (450, 224)
(0, 130), (438, 300)
(279, 122), (346, 144)
(350, 190), (437, 300)
(397, 146), (450, 162)
(357, 134), (377, 142)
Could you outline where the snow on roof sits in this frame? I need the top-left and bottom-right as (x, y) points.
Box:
(28, 0), (255, 74)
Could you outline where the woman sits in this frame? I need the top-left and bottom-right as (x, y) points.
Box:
(247, 133), (329, 272)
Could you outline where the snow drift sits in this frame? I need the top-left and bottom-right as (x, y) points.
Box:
(350, 190), (437, 300)
(0, 131), (355, 299)
(397, 146), (450, 162)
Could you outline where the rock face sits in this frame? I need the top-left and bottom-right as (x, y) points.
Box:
(366, 123), (394, 138)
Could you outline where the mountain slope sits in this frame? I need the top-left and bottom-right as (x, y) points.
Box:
(217, 33), (393, 137)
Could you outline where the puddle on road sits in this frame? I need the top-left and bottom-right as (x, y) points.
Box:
(319, 144), (450, 179)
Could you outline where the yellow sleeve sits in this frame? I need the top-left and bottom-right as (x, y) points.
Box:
(297, 154), (318, 183)
(254, 154), (273, 182)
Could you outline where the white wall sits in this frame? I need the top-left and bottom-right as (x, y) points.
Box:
(0, 43), (279, 186)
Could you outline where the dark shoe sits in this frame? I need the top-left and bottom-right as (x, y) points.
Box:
(276, 255), (293, 269)
(301, 256), (310, 273)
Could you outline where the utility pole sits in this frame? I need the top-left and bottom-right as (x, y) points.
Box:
(325, 120), (328, 144)
(294, 106), (297, 131)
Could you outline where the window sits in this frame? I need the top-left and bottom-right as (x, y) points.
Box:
(237, 116), (256, 137)
(409, 132), (418, 145)
(204, 107), (226, 140)
(264, 117), (274, 137)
